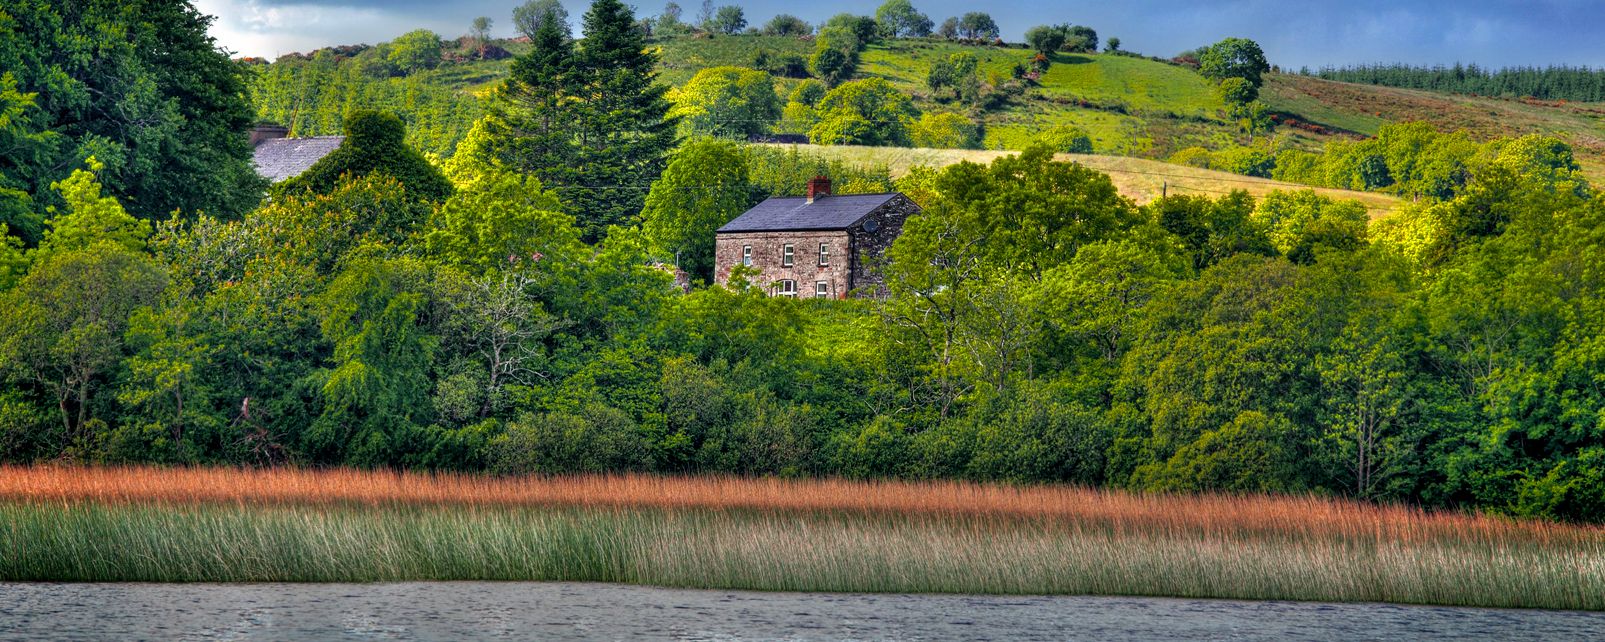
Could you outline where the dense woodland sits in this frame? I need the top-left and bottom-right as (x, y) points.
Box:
(1311, 64), (1605, 103)
(1, 1), (1603, 524)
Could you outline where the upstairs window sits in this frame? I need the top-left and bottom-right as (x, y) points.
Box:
(782, 244), (794, 267)
(778, 280), (797, 298)
(742, 245), (752, 266)
(818, 243), (830, 266)
(815, 281), (830, 298)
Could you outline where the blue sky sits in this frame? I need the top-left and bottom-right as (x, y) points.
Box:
(196, 0), (1605, 69)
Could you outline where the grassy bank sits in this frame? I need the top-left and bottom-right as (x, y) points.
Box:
(1, 467), (1601, 609)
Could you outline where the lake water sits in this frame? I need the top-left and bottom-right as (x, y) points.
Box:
(2, 582), (1602, 641)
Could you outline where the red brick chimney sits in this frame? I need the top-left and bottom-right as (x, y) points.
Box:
(806, 175), (832, 204)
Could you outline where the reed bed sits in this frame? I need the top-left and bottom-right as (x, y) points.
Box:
(3, 465), (1595, 545)
(1, 466), (1601, 609)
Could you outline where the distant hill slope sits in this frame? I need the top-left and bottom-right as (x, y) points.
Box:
(250, 35), (1605, 182)
(774, 144), (1403, 219)
(1263, 74), (1605, 183)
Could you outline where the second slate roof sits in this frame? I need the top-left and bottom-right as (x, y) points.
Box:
(252, 136), (345, 183)
(717, 193), (899, 233)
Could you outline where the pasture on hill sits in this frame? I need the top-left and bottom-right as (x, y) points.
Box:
(771, 144), (1403, 217)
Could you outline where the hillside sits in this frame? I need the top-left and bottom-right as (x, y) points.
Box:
(250, 34), (1605, 180)
(768, 144), (1403, 218)
(1263, 73), (1605, 182)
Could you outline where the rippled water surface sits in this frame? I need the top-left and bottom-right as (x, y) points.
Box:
(3, 582), (1603, 641)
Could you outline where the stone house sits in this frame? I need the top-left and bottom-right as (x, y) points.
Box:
(714, 177), (921, 298)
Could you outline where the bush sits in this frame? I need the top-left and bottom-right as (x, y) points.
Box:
(1212, 146), (1275, 178)
(1168, 146), (1213, 168)
(910, 112), (979, 149)
(1043, 125), (1094, 154)
(491, 404), (649, 474)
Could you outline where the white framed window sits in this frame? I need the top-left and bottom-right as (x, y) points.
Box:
(818, 243), (830, 266)
(782, 244), (794, 267)
(742, 245), (752, 266)
(778, 280), (797, 298)
(815, 281), (830, 298)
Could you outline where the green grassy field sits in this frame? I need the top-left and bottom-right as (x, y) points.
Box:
(768, 143), (1404, 217)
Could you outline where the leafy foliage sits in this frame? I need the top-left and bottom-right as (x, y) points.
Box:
(809, 78), (919, 146)
(0, 0), (264, 223)
(669, 67), (782, 139)
(277, 111), (453, 203)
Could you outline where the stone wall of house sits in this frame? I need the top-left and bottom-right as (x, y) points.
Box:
(714, 230), (852, 298)
(847, 195), (920, 297)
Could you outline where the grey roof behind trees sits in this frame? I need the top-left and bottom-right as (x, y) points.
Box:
(717, 193), (900, 233)
(252, 136), (344, 183)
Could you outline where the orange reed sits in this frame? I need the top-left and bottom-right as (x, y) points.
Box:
(1, 465), (1597, 545)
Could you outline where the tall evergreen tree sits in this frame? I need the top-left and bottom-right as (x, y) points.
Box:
(490, 0), (677, 243)
(570, 0), (679, 241)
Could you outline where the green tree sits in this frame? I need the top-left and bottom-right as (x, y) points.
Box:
(388, 30), (444, 74)
(809, 78), (919, 146)
(1199, 37), (1271, 88)
(34, 158), (152, 263)
(513, 0), (571, 39)
(0, 244), (166, 448)
(762, 14), (811, 36)
(810, 26), (862, 86)
(823, 13), (879, 44)
(707, 5), (745, 34)
(1216, 76), (1259, 105)
(910, 112), (979, 149)
(926, 52), (980, 103)
(957, 12), (999, 39)
(1253, 190), (1369, 263)
(875, 0), (934, 38)
(470, 17), (494, 47)
(639, 139), (751, 282)
(497, 0), (678, 242)
(425, 166), (582, 274)
(277, 111), (453, 203)
(307, 259), (439, 466)
(1061, 25), (1099, 53)
(1024, 26), (1066, 56)
(0, 1), (265, 223)
(669, 67), (781, 139)
(0, 72), (57, 244)
(655, 3), (690, 36)
(1042, 125), (1093, 154)
(1036, 239), (1188, 362)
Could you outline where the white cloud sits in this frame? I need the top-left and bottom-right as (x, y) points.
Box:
(195, 0), (449, 59)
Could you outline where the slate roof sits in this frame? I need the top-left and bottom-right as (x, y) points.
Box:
(717, 193), (900, 233)
(252, 136), (344, 183)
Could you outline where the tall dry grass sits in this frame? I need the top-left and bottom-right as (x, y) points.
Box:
(3, 465), (1595, 545)
(2, 466), (1601, 609)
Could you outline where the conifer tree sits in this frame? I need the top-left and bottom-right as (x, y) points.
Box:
(490, 0), (677, 243)
(569, 0), (679, 242)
